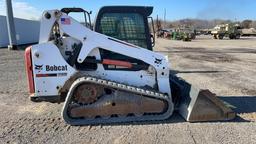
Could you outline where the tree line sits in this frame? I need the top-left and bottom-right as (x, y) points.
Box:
(155, 19), (256, 30)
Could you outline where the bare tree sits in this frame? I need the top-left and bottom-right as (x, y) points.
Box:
(241, 20), (253, 28)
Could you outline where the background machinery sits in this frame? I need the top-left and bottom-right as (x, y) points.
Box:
(211, 23), (242, 39)
(25, 6), (235, 125)
(158, 27), (196, 41)
(172, 26), (196, 41)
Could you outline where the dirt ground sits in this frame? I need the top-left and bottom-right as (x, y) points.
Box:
(0, 35), (256, 144)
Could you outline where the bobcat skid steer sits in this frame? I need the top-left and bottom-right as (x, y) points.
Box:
(24, 6), (235, 125)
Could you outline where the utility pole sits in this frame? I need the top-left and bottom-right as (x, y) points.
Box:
(164, 8), (166, 28)
(5, 0), (18, 50)
(157, 15), (159, 31)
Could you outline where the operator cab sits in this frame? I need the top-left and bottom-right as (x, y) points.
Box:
(94, 6), (155, 70)
(95, 6), (155, 50)
(58, 7), (156, 71)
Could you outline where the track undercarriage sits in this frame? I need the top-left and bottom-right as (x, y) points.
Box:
(62, 77), (174, 125)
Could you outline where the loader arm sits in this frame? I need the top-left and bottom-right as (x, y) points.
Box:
(39, 10), (171, 95)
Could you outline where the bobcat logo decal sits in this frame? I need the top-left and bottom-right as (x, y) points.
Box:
(35, 64), (43, 70)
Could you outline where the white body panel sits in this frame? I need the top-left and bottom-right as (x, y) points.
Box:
(31, 43), (76, 96)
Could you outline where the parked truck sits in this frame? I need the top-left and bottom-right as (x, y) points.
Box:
(211, 23), (242, 39)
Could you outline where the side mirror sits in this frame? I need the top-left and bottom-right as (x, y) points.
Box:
(148, 17), (155, 47)
(150, 34), (155, 47)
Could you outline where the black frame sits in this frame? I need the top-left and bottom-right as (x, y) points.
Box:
(61, 8), (92, 30)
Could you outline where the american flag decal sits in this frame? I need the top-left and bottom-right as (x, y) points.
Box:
(61, 18), (71, 25)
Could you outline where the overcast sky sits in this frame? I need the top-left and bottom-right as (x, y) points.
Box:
(0, 0), (255, 21)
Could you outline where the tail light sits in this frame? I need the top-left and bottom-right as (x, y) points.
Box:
(24, 46), (35, 95)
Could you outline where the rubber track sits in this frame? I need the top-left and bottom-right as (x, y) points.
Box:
(62, 77), (174, 125)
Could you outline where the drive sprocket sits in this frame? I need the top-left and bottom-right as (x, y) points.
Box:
(73, 84), (104, 105)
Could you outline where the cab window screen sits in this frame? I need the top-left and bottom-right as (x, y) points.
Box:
(99, 13), (147, 48)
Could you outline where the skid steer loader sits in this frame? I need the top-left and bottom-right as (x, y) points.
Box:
(24, 6), (235, 125)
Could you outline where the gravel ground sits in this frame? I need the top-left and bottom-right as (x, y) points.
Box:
(0, 35), (256, 144)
